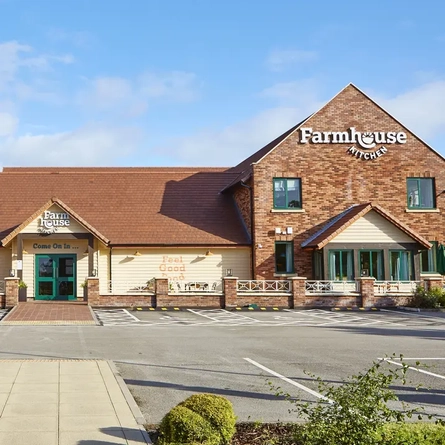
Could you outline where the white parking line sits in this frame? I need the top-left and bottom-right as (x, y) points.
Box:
(243, 357), (332, 403)
(381, 309), (445, 322)
(188, 309), (260, 323)
(382, 358), (445, 380)
(123, 309), (141, 321)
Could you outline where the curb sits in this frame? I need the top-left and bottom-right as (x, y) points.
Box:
(1, 305), (17, 322)
(331, 307), (380, 312)
(107, 360), (152, 443)
(88, 304), (102, 325)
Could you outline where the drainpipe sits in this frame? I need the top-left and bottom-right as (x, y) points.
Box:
(240, 181), (255, 279)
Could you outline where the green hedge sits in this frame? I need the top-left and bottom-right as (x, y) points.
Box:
(158, 394), (236, 445)
(377, 423), (445, 444)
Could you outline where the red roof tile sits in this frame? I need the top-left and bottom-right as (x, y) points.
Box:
(0, 168), (250, 246)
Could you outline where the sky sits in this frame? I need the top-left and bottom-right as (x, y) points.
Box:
(0, 0), (444, 168)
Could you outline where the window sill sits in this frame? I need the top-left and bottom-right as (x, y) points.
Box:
(405, 208), (439, 213)
(274, 273), (297, 277)
(271, 209), (305, 213)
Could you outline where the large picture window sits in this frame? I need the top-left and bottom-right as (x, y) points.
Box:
(420, 242), (437, 273)
(275, 242), (294, 273)
(328, 250), (354, 281)
(407, 178), (435, 209)
(390, 251), (412, 281)
(273, 178), (302, 209)
(360, 250), (384, 280)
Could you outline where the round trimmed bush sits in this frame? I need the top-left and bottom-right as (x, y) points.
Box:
(158, 394), (236, 445)
(179, 394), (236, 444)
(158, 405), (220, 445)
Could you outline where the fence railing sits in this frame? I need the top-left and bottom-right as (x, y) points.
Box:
(104, 279), (155, 295)
(374, 281), (419, 295)
(237, 280), (291, 293)
(169, 280), (223, 294)
(0, 280), (4, 294)
(306, 280), (359, 294)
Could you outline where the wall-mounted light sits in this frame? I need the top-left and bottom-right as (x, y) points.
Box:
(226, 268), (233, 277)
(134, 251), (142, 257)
(205, 250), (214, 257)
(22, 249), (28, 254)
(286, 227), (293, 235)
(91, 269), (97, 277)
(256, 243), (263, 249)
(275, 227), (282, 235)
(9, 269), (15, 277)
(83, 248), (89, 255)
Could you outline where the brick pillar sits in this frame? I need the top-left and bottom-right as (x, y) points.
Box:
(357, 277), (376, 308)
(423, 277), (444, 292)
(155, 278), (169, 307)
(291, 277), (307, 308)
(223, 277), (238, 308)
(5, 278), (19, 308)
(86, 278), (100, 306)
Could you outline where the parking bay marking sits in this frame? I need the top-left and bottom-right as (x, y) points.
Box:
(243, 357), (332, 403)
(188, 309), (260, 323)
(381, 358), (445, 380)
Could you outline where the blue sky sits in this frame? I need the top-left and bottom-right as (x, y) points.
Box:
(0, 0), (444, 167)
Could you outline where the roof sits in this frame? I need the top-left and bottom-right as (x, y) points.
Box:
(301, 203), (432, 249)
(0, 168), (251, 246)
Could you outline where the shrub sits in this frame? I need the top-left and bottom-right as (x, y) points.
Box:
(377, 422), (445, 444)
(411, 286), (445, 308)
(271, 355), (424, 445)
(158, 394), (236, 445)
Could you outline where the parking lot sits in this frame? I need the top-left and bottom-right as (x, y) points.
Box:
(0, 309), (444, 426)
(93, 307), (445, 328)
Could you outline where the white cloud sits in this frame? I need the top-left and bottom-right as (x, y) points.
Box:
(0, 112), (18, 136)
(139, 71), (199, 101)
(0, 124), (141, 166)
(78, 70), (199, 114)
(375, 80), (445, 140)
(46, 29), (93, 48)
(266, 49), (318, 72)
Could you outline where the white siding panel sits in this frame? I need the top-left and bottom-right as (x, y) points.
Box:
(0, 248), (10, 281)
(107, 248), (251, 292)
(331, 211), (414, 243)
(21, 204), (88, 234)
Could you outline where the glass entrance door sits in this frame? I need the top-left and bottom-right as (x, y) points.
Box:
(35, 254), (76, 300)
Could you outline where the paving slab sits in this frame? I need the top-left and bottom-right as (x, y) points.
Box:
(0, 359), (150, 445)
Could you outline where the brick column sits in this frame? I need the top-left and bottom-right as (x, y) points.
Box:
(86, 278), (100, 306)
(155, 278), (169, 307)
(223, 277), (238, 308)
(5, 278), (19, 308)
(423, 277), (444, 292)
(357, 277), (376, 308)
(291, 277), (307, 308)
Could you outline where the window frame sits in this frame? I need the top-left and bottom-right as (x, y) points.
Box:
(359, 249), (384, 280)
(420, 241), (437, 274)
(407, 178), (436, 210)
(273, 178), (302, 210)
(389, 250), (413, 281)
(328, 249), (354, 281)
(275, 241), (294, 274)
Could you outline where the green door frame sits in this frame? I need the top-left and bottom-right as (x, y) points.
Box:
(35, 254), (76, 301)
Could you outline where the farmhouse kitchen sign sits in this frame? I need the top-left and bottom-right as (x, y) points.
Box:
(299, 127), (407, 160)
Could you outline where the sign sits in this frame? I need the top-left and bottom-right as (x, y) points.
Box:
(38, 211), (70, 234)
(299, 127), (407, 160)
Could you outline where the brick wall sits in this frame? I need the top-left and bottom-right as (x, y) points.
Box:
(90, 294), (156, 307)
(232, 181), (252, 236)
(236, 295), (292, 307)
(249, 85), (445, 279)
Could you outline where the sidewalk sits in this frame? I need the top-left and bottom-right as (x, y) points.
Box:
(0, 359), (150, 445)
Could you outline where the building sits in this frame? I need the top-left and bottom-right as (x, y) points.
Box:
(1, 83), (444, 307)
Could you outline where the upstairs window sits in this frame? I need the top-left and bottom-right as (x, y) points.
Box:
(407, 178), (435, 209)
(273, 178), (302, 209)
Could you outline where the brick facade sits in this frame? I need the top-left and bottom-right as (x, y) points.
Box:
(240, 85), (445, 279)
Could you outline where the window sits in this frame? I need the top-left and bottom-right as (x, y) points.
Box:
(360, 250), (384, 280)
(407, 178), (435, 209)
(275, 242), (294, 273)
(390, 251), (412, 281)
(273, 178), (302, 209)
(420, 242), (437, 273)
(328, 250), (354, 281)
